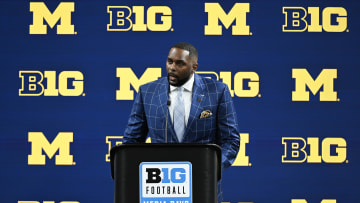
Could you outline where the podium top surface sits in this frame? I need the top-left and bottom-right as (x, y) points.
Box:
(110, 143), (222, 179)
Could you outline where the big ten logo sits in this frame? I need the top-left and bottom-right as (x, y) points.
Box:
(282, 137), (347, 164)
(283, 7), (348, 32)
(115, 67), (260, 100)
(292, 199), (336, 203)
(197, 71), (260, 98)
(18, 201), (79, 203)
(28, 132), (75, 165)
(145, 166), (187, 184)
(292, 69), (338, 101)
(107, 6), (172, 31)
(204, 3), (251, 35)
(19, 71), (85, 96)
(140, 162), (191, 199)
(29, 2), (76, 35)
(105, 134), (251, 167)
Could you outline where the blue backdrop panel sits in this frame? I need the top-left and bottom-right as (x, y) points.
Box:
(0, 0), (359, 203)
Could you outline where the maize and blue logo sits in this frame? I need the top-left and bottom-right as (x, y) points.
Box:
(19, 71), (84, 96)
(140, 162), (192, 203)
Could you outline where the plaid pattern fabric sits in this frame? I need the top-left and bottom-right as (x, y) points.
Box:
(123, 73), (240, 169)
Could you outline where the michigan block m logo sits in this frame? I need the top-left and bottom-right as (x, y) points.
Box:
(204, 3), (250, 35)
(29, 2), (76, 34)
(292, 68), (338, 101)
(28, 132), (74, 165)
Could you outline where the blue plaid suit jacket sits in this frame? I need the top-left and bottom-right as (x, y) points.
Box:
(124, 73), (240, 169)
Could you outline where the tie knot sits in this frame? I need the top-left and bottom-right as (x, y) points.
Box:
(178, 87), (184, 92)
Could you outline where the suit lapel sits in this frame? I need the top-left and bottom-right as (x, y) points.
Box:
(158, 79), (169, 117)
(157, 78), (178, 142)
(184, 74), (206, 139)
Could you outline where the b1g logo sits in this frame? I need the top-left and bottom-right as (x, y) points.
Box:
(283, 7), (348, 32)
(107, 6), (172, 31)
(116, 67), (260, 100)
(140, 162), (192, 203)
(19, 71), (84, 96)
(282, 137), (347, 163)
(30, 2), (76, 35)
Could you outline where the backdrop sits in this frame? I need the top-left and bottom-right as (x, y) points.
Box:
(1, 0), (359, 203)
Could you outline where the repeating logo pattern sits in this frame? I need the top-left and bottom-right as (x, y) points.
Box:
(3, 0), (357, 202)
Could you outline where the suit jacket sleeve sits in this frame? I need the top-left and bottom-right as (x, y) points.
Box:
(217, 84), (240, 169)
(123, 86), (148, 143)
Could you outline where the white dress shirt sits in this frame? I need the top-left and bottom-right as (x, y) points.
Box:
(169, 73), (194, 127)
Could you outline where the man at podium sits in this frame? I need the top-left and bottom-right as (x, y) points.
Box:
(123, 42), (240, 200)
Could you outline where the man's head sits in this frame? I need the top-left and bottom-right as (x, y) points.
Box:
(166, 42), (198, 87)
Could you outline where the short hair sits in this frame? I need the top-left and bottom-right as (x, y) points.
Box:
(171, 42), (198, 60)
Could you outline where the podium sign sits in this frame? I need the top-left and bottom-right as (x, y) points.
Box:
(140, 162), (192, 202)
(110, 143), (221, 203)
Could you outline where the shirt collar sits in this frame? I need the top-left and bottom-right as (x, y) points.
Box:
(170, 73), (195, 92)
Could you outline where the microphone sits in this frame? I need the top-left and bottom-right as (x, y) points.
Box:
(165, 99), (171, 143)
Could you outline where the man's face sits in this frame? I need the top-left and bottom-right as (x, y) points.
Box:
(166, 47), (198, 87)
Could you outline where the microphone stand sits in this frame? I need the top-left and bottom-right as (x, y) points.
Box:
(165, 100), (171, 143)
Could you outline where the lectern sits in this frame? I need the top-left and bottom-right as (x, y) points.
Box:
(110, 143), (222, 203)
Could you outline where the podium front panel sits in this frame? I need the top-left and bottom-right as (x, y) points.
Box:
(110, 143), (221, 203)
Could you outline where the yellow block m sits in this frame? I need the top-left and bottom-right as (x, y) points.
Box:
(292, 69), (338, 101)
(28, 132), (74, 165)
(116, 67), (161, 100)
(204, 3), (250, 35)
(29, 2), (75, 34)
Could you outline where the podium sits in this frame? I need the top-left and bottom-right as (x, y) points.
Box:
(110, 143), (222, 203)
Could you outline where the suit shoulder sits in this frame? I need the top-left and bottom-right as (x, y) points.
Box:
(139, 77), (167, 92)
(198, 75), (228, 90)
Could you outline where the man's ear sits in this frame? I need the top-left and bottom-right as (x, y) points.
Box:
(192, 63), (198, 72)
